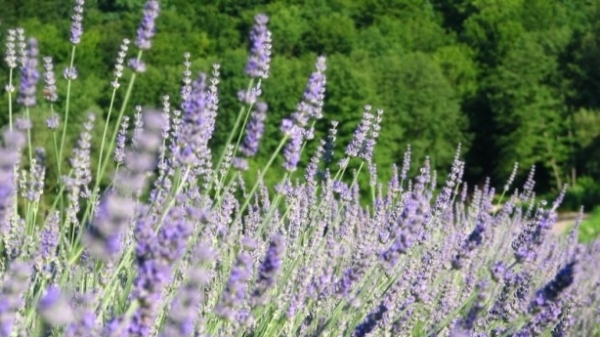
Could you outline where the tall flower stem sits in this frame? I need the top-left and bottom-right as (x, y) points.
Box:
(94, 50), (143, 191)
(58, 45), (77, 178)
(211, 79), (256, 197)
(95, 87), (119, 186)
(8, 69), (14, 131)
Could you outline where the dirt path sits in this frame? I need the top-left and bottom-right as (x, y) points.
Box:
(552, 212), (590, 235)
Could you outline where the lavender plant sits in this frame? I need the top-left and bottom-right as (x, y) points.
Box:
(0, 3), (599, 337)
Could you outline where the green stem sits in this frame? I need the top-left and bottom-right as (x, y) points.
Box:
(58, 45), (77, 178)
(95, 87), (119, 186)
(211, 79), (256, 195)
(8, 68), (14, 131)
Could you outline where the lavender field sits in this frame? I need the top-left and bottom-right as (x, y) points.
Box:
(0, 1), (599, 336)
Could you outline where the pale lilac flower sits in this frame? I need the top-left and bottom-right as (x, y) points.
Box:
(111, 38), (130, 89)
(232, 157), (248, 171)
(65, 293), (97, 337)
(180, 53), (192, 103)
(504, 162), (519, 192)
(346, 105), (373, 157)
(17, 38), (39, 107)
(37, 286), (74, 326)
(245, 13), (272, 79)
(0, 130), (24, 235)
(135, 0), (160, 50)
(16, 28), (26, 68)
(4, 29), (17, 69)
(160, 245), (215, 337)
(400, 144), (411, 181)
(129, 58), (146, 73)
(114, 116), (130, 165)
(46, 113), (60, 130)
(64, 66), (78, 80)
(132, 106), (143, 150)
(15, 117), (32, 130)
(215, 252), (253, 321)
(177, 73), (216, 172)
(360, 108), (383, 162)
(85, 111), (162, 260)
(42, 56), (58, 102)
(25, 148), (45, 202)
(252, 233), (286, 305)
(237, 85), (261, 105)
(283, 56), (327, 132)
(240, 101), (267, 157)
(321, 121), (338, 168)
(282, 124), (303, 172)
(0, 262), (32, 337)
(70, 0), (85, 44)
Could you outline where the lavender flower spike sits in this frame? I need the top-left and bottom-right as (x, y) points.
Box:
(135, 0), (160, 50)
(245, 13), (272, 79)
(70, 0), (85, 44)
(290, 56), (327, 126)
(215, 252), (253, 321)
(252, 233), (286, 305)
(0, 130), (25, 238)
(17, 38), (39, 107)
(43, 57), (58, 102)
(0, 262), (32, 337)
(240, 101), (267, 157)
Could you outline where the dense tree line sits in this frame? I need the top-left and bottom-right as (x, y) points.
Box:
(1, 0), (600, 209)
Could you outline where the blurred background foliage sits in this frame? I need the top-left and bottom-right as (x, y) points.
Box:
(1, 0), (600, 213)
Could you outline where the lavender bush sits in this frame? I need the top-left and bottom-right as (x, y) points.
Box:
(0, 2), (599, 336)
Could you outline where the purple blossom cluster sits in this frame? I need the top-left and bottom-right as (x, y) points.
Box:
(0, 8), (599, 337)
(17, 38), (39, 107)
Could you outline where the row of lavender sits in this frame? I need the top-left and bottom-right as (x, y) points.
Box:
(0, 1), (598, 336)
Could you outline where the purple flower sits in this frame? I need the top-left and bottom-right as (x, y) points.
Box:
(532, 261), (576, 309)
(39, 211), (60, 261)
(70, 0), (85, 44)
(245, 13), (272, 79)
(111, 38), (130, 88)
(46, 113), (60, 130)
(37, 286), (74, 326)
(84, 111), (162, 261)
(160, 245), (215, 337)
(345, 105), (373, 158)
(64, 66), (78, 80)
(512, 207), (557, 263)
(252, 233), (286, 305)
(353, 303), (388, 337)
(135, 0), (160, 50)
(17, 38), (39, 107)
(288, 57), (327, 129)
(4, 29), (17, 69)
(176, 73), (216, 172)
(0, 262), (32, 337)
(128, 58), (147, 73)
(42, 56), (58, 102)
(240, 101), (267, 157)
(114, 115), (130, 165)
(215, 252), (253, 321)
(0, 130), (25, 237)
(282, 124), (304, 172)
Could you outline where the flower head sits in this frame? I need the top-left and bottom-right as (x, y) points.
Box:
(43, 57), (58, 102)
(245, 14), (272, 79)
(70, 0), (85, 44)
(17, 38), (39, 107)
(135, 0), (160, 50)
(240, 101), (267, 157)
